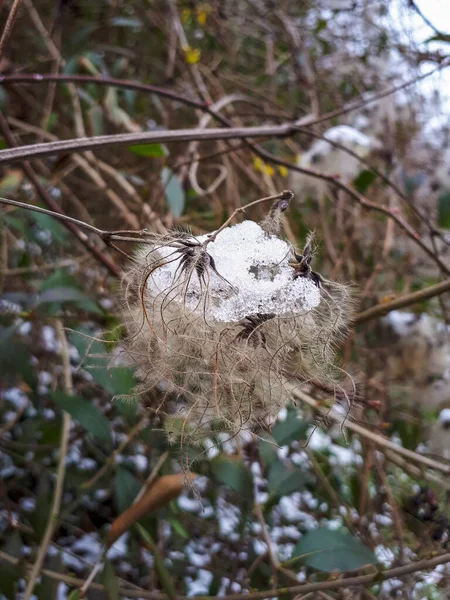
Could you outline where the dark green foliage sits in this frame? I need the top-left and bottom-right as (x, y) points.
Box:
(291, 527), (377, 572)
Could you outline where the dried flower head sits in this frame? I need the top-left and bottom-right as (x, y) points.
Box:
(120, 195), (354, 453)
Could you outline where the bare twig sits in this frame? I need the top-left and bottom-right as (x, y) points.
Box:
(204, 189), (293, 245)
(0, 123), (304, 166)
(2, 109), (445, 276)
(354, 277), (450, 324)
(2, 547), (450, 600)
(288, 385), (450, 476)
(0, 0), (23, 61)
(0, 256), (88, 276)
(0, 396), (28, 437)
(133, 450), (169, 504)
(408, 0), (443, 36)
(79, 416), (149, 490)
(22, 319), (72, 600)
(0, 115), (120, 277)
(2, 57), (449, 129)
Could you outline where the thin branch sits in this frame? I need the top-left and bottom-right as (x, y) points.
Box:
(0, 114), (120, 277)
(0, 191), (293, 250)
(408, 0), (443, 36)
(23, 319), (71, 600)
(79, 416), (149, 491)
(0, 72), (209, 109)
(1, 75), (448, 272)
(354, 277), (450, 324)
(256, 149), (450, 276)
(288, 385), (450, 475)
(133, 450), (169, 504)
(0, 123), (303, 166)
(0, 256), (88, 276)
(0, 0), (23, 61)
(1, 57), (449, 128)
(204, 189), (293, 245)
(0, 196), (105, 236)
(2, 547), (450, 600)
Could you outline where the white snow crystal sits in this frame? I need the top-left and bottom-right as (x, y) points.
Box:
(107, 532), (129, 560)
(147, 220), (321, 323)
(291, 125), (380, 198)
(186, 569), (213, 596)
(439, 409), (450, 423)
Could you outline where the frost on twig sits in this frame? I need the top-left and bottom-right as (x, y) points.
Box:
(120, 195), (354, 457)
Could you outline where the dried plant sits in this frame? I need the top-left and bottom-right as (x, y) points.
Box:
(120, 194), (355, 455)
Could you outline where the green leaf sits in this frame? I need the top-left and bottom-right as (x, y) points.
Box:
(425, 33), (450, 44)
(32, 473), (51, 539)
(136, 525), (177, 600)
(32, 212), (68, 246)
(0, 531), (22, 598)
(438, 192), (450, 229)
(51, 392), (111, 443)
(265, 463), (309, 511)
(38, 270), (103, 315)
(36, 286), (103, 315)
(0, 327), (35, 386)
(353, 170), (377, 193)
(36, 552), (62, 600)
(291, 527), (377, 572)
(39, 269), (76, 292)
(70, 330), (136, 398)
(267, 464), (308, 498)
(129, 143), (168, 158)
(1, 214), (28, 235)
(0, 171), (23, 194)
(44, 112), (58, 132)
(102, 561), (120, 600)
(168, 516), (189, 539)
(391, 417), (422, 450)
(314, 18), (327, 34)
(39, 420), (62, 446)
(210, 455), (253, 499)
(66, 591), (81, 600)
(161, 167), (185, 218)
(258, 433), (278, 470)
(88, 105), (104, 136)
(114, 467), (141, 513)
(271, 410), (309, 446)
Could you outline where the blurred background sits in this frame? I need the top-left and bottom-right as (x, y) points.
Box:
(0, 0), (450, 598)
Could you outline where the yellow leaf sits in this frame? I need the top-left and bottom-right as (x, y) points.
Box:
(264, 164), (274, 177)
(278, 165), (289, 178)
(253, 157), (264, 172)
(380, 294), (396, 304)
(196, 9), (207, 25)
(183, 47), (201, 65)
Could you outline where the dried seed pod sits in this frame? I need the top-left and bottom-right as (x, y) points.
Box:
(120, 200), (354, 452)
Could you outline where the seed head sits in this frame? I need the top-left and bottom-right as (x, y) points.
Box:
(120, 200), (354, 455)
